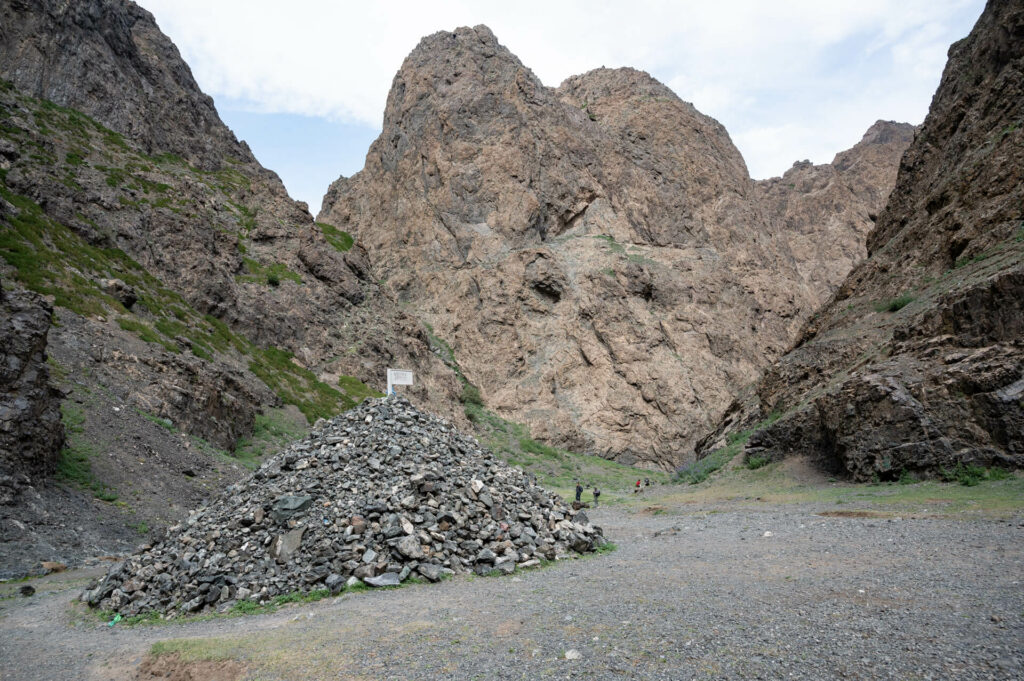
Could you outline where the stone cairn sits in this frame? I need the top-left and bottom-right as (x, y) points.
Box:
(82, 396), (605, 616)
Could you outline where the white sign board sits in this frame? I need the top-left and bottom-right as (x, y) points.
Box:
(386, 369), (414, 396)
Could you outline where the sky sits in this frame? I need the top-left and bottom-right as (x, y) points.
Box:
(139, 0), (986, 213)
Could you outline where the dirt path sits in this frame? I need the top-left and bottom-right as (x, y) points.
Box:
(1, 501), (1022, 680)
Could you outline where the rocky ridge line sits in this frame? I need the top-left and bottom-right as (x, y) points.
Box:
(319, 26), (912, 469)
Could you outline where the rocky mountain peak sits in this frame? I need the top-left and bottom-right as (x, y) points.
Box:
(320, 26), (913, 469)
(0, 0), (254, 170)
(383, 24), (543, 132)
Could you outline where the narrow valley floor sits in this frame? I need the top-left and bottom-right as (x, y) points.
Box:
(1, 486), (1022, 680)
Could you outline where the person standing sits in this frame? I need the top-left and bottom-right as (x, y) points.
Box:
(593, 486), (601, 507)
(575, 481), (583, 503)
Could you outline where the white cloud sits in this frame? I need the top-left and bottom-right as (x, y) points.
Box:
(139, 0), (984, 183)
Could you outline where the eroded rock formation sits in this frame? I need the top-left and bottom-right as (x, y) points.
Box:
(320, 26), (911, 468)
(0, 280), (64, 480)
(698, 0), (1024, 480)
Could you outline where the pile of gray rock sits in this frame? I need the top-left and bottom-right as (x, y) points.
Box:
(82, 396), (605, 616)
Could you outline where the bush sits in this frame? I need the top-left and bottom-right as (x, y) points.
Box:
(939, 463), (987, 486)
(745, 455), (770, 470)
(874, 294), (915, 313)
(460, 383), (484, 407)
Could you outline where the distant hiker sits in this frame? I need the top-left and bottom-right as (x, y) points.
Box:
(644, 477), (650, 488)
(575, 482), (583, 503)
(635, 479), (641, 494)
(593, 486), (601, 507)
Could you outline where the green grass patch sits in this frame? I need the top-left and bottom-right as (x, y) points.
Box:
(149, 638), (239, 662)
(745, 455), (770, 470)
(337, 375), (383, 404)
(460, 383), (484, 407)
(56, 404), (117, 502)
(874, 294), (915, 312)
(238, 257), (302, 287)
(233, 408), (308, 468)
(138, 409), (174, 431)
(593, 234), (626, 255)
(116, 316), (179, 353)
(249, 347), (353, 423)
(937, 463), (1011, 487)
(317, 222), (354, 252)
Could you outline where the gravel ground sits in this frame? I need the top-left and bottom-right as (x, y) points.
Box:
(1, 502), (1022, 680)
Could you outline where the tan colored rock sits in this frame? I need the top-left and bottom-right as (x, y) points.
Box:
(320, 26), (910, 468)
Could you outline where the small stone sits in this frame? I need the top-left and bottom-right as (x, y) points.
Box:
(270, 527), (305, 564)
(396, 535), (423, 559)
(364, 572), (400, 587)
(417, 563), (443, 582)
(564, 649), (582, 660)
(325, 574), (344, 594)
(19, 585), (35, 597)
(494, 559), (515, 575)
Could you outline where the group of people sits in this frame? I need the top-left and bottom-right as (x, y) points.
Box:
(573, 477), (652, 505)
(574, 482), (601, 506)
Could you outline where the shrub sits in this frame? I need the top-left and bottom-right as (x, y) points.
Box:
(745, 455), (770, 470)
(460, 383), (484, 407)
(939, 463), (987, 486)
(874, 294), (915, 312)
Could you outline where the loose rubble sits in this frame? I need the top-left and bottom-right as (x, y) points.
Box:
(81, 397), (605, 616)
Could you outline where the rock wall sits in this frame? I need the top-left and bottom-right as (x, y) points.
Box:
(697, 0), (1024, 480)
(320, 26), (911, 469)
(0, 279), (64, 480)
(0, 0), (251, 169)
(0, 0), (464, 439)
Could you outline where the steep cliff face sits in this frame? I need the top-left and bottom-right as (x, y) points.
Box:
(0, 279), (64, 481)
(0, 0), (461, 574)
(0, 0), (461, 430)
(757, 121), (915, 294)
(0, 0), (249, 169)
(697, 0), (1024, 480)
(320, 26), (911, 469)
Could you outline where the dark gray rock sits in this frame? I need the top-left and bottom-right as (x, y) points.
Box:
(417, 563), (443, 583)
(325, 573), (344, 594)
(82, 396), (605, 617)
(271, 495), (313, 523)
(0, 284), (64, 482)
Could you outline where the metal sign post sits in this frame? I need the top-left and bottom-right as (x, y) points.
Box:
(386, 369), (414, 396)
